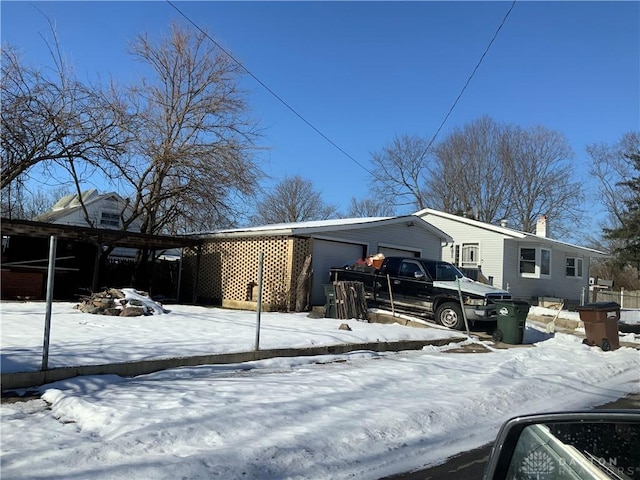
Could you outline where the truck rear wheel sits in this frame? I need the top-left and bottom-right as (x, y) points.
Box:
(436, 302), (464, 330)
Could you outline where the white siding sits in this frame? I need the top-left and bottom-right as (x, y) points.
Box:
(42, 195), (141, 231)
(420, 212), (595, 304)
(500, 240), (591, 304)
(421, 215), (507, 289)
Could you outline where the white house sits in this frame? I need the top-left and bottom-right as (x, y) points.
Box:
(33, 189), (141, 260)
(34, 189), (139, 230)
(415, 208), (607, 305)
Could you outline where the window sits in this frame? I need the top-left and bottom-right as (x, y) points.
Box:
(566, 257), (583, 278)
(540, 248), (551, 276)
(519, 248), (536, 275)
(435, 262), (464, 281)
(519, 246), (552, 278)
(100, 211), (120, 228)
(461, 243), (480, 267)
(399, 260), (424, 279)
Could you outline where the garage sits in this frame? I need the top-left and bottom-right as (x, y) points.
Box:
(311, 239), (366, 305)
(378, 246), (421, 258)
(186, 215), (451, 311)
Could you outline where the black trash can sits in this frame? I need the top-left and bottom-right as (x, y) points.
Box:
(323, 284), (336, 318)
(492, 301), (531, 344)
(576, 302), (621, 351)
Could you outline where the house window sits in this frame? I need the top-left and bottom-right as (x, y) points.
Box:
(100, 211), (120, 228)
(461, 243), (479, 267)
(519, 247), (551, 278)
(540, 248), (551, 276)
(566, 257), (583, 278)
(519, 248), (536, 275)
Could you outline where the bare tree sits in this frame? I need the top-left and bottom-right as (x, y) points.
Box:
(587, 134), (640, 287)
(369, 134), (432, 211)
(426, 117), (582, 238)
(0, 42), (128, 198)
(1, 181), (70, 220)
(588, 131), (640, 228)
(502, 124), (582, 237)
(429, 117), (511, 223)
(345, 197), (396, 217)
(251, 175), (338, 225)
(114, 24), (262, 236)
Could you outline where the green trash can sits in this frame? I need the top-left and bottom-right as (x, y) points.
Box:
(492, 301), (531, 344)
(323, 284), (336, 318)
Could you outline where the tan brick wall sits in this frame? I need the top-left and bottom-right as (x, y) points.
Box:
(182, 236), (312, 311)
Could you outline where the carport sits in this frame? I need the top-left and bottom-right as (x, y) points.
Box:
(0, 217), (202, 300)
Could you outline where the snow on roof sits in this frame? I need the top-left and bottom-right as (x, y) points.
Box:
(34, 190), (128, 223)
(190, 215), (452, 241)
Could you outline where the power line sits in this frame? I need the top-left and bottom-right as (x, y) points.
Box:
(425, 0), (517, 151)
(166, 0), (375, 177)
(166, 0), (516, 176)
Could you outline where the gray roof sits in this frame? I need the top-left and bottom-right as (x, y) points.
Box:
(415, 208), (607, 257)
(189, 215), (453, 242)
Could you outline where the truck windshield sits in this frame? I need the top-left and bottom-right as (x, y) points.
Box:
(434, 262), (464, 281)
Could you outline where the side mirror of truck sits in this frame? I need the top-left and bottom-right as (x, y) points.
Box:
(483, 411), (640, 479)
(414, 272), (425, 280)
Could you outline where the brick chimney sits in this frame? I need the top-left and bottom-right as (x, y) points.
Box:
(536, 215), (548, 237)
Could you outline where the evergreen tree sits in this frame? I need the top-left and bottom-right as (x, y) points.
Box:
(604, 151), (640, 266)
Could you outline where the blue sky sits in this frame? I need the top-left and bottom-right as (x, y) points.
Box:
(2, 1), (639, 227)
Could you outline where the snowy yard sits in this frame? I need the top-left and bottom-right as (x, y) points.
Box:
(1, 298), (639, 480)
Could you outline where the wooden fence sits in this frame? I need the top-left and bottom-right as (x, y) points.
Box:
(592, 289), (640, 309)
(333, 281), (369, 321)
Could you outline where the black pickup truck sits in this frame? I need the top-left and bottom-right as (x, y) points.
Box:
(330, 256), (512, 330)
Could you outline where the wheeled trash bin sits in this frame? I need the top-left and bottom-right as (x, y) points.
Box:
(492, 301), (531, 344)
(576, 302), (620, 351)
(323, 284), (336, 318)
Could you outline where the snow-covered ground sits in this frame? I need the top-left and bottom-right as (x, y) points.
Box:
(1, 296), (639, 480)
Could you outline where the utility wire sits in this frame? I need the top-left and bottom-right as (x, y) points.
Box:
(166, 0), (515, 175)
(425, 1), (517, 151)
(166, 0), (375, 176)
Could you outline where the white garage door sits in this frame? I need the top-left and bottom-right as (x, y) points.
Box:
(378, 246), (420, 258)
(311, 239), (366, 306)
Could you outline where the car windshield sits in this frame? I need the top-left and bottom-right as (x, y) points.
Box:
(434, 262), (464, 281)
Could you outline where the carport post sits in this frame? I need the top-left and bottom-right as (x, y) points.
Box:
(42, 235), (57, 370)
(254, 252), (264, 351)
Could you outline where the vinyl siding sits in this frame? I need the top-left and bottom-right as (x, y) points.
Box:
(420, 215), (507, 289)
(420, 212), (594, 304)
(501, 240), (590, 304)
(310, 223), (443, 259)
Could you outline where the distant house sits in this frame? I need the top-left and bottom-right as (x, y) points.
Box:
(2, 190), (141, 299)
(2, 190), (189, 300)
(33, 189), (141, 260)
(180, 215), (452, 311)
(415, 208), (607, 306)
(34, 189), (139, 231)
